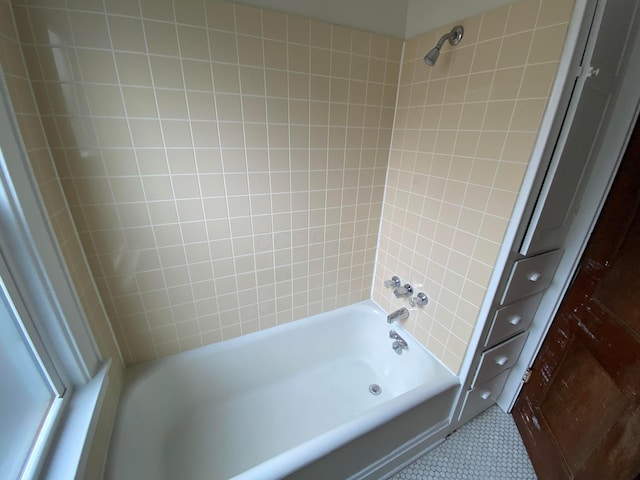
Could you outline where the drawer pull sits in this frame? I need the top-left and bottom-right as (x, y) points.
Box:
(527, 272), (542, 282)
(509, 315), (522, 325)
(480, 391), (492, 400)
(495, 356), (509, 366)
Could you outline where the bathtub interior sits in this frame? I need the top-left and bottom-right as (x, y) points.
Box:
(106, 301), (459, 480)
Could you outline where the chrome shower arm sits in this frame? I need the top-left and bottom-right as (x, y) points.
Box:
(443, 25), (464, 47)
(434, 32), (452, 50)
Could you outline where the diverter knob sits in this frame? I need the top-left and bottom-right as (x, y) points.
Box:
(409, 292), (429, 307)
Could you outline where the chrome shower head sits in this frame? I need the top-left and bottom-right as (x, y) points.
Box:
(424, 25), (464, 66)
(423, 46), (441, 66)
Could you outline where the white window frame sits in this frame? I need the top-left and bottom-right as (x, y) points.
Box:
(0, 67), (111, 479)
(0, 254), (68, 480)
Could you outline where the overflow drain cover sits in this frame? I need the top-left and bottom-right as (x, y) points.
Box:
(369, 384), (382, 395)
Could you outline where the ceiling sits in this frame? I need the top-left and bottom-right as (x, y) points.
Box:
(230, 0), (520, 39)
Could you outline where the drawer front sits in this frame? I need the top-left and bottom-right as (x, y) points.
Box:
(484, 293), (542, 348)
(500, 249), (563, 305)
(458, 370), (510, 425)
(472, 332), (528, 387)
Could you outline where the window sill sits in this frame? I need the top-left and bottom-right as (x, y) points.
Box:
(43, 360), (111, 480)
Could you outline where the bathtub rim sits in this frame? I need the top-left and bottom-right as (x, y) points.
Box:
(122, 299), (456, 389)
(107, 299), (460, 480)
(231, 376), (459, 479)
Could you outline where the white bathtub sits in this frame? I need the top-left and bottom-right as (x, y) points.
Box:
(105, 300), (459, 480)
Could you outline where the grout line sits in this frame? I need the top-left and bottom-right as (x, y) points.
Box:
(11, 0), (572, 370)
(131, 0), (193, 355)
(172, 0), (218, 349)
(71, 2), (147, 364)
(208, 2), (245, 340)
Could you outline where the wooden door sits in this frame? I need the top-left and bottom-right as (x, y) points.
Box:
(512, 118), (640, 479)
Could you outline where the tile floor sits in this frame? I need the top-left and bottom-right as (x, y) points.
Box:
(391, 406), (537, 479)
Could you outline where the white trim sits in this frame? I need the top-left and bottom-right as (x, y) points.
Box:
(0, 68), (102, 383)
(455, 0), (594, 386)
(357, 420), (450, 479)
(0, 253), (66, 393)
(497, 9), (640, 410)
(517, 0), (601, 256)
(20, 397), (66, 480)
(42, 362), (111, 480)
(0, 67), (113, 478)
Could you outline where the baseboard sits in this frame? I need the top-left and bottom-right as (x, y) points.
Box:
(349, 418), (451, 480)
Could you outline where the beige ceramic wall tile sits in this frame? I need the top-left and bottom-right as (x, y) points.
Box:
(15, 0), (401, 365)
(11, 0), (575, 380)
(374, 0), (574, 374)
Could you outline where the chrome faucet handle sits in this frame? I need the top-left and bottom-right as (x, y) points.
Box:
(393, 283), (413, 298)
(384, 276), (401, 289)
(409, 292), (428, 307)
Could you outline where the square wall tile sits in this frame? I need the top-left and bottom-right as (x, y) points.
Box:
(14, 0), (403, 365)
(374, 0), (573, 374)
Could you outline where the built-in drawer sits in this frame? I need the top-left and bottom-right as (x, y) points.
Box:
(500, 249), (563, 305)
(458, 369), (510, 425)
(472, 331), (528, 388)
(484, 293), (542, 348)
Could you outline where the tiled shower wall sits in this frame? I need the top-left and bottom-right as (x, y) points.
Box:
(373, 0), (574, 373)
(1, 0), (123, 475)
(13, 0), (402, 365)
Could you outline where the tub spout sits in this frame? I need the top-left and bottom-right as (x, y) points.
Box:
(387, 307), (409, 323)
